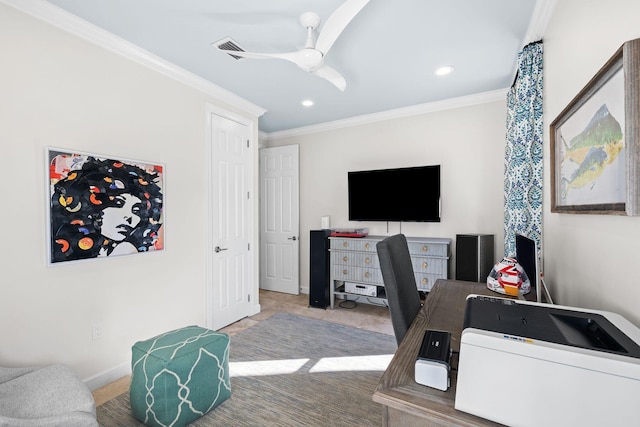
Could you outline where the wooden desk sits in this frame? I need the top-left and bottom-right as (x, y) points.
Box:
(373, 279), (502, 427)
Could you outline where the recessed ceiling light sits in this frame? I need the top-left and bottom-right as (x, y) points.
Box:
(301, 99), (314, 107)
(435, 65), (455, 76)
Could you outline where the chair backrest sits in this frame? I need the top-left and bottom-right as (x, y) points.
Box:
(376, 234), (422, 346)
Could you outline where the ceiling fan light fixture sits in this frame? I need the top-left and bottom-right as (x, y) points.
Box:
(297, 49), (324, 71)
(435, 65), (455, 76)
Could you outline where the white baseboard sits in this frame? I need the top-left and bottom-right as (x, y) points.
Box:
(83, 361), (130, 391)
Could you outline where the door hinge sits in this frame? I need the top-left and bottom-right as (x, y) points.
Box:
(248, 294), (251, 302)
(248, 243), (250, 251)
(247, 139), (250, 148)
(247, 191), (250, 200)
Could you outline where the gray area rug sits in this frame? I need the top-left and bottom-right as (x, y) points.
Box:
(97, 312), (396, 426)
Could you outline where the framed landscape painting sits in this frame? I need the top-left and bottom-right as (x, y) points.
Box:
(47, 148), (164, 264)
(550, 38), (640, 215)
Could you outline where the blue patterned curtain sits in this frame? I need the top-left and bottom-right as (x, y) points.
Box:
(504, 41), (543, 257)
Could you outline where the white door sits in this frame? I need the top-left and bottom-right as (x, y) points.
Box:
(207, 109), (254, 330)
(259, 145), (299, 294)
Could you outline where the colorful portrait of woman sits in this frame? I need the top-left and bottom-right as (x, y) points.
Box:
(48, 150), (164, 263)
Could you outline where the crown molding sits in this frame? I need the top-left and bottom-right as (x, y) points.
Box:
(263, 88), (508, 141)
(1, 0), (267, 118)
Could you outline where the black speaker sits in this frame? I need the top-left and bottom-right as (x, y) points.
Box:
(456, 234), (494, 282)
(309, 229), (332, 308)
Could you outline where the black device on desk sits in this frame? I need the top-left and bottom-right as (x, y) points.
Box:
(414, 330), (451, 391)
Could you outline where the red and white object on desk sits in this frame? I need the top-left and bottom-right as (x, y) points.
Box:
(486, 257), (530, 296)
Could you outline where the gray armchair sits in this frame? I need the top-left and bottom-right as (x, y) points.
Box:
(377, 234), (422, 346)
(0, 365), (97, 427)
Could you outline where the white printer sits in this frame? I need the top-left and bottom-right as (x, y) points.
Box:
(454, 295), (640, 427)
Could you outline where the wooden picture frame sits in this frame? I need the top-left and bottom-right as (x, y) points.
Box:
(550, 38), (640, 215)
(47, 148), (165, 265)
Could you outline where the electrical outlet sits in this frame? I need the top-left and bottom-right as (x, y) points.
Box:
(91, 323), (104, 340)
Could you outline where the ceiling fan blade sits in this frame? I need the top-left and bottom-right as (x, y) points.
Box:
(315, 0), (370, 55)
(312, 64), (347, 91)
(218, 49), (298, 62)
(220, 47), (325, 72)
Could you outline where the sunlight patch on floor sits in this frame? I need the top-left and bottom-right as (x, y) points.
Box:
(230, 359), (310, 377)
(310, 354), (394, 373)
(229, 354), (394, 377)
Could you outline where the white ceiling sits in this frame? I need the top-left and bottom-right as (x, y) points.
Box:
(41, 0), (542, 134)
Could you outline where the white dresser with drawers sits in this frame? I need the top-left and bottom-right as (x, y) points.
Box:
(328, 235), (451, 309)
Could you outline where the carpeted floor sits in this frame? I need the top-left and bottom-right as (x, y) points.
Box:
(97, 313), (397, 426)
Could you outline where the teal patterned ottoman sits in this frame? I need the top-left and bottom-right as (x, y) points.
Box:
(130, 326), (231, 427)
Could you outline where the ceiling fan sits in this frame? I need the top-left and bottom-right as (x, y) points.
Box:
(216, 0), (370, 91)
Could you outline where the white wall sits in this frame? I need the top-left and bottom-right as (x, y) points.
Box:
(264, 99), (507, 293)
(0, 4), (259, 387)
(543, 0), (640, 326)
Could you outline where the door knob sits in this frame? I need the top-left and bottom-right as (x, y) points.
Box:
(214, 246), (228, 253)
(287, 236), (297, 241)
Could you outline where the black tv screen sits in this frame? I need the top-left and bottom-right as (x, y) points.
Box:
(348, 165), (440, 222)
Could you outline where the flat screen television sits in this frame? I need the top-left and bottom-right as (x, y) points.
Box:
(348, 165), (440, 222)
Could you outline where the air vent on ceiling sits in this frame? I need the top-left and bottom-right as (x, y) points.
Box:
(213, 37), (246, 61)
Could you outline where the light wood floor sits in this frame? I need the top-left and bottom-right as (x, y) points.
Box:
(92, 289), (393, 406)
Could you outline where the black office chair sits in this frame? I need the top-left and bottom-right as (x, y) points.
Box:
(376, 234), (422, 346)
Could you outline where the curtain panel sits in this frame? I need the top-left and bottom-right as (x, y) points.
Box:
(504, 41), (544, 258)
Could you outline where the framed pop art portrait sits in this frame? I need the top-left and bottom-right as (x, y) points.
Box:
(47, 148), (164, 264)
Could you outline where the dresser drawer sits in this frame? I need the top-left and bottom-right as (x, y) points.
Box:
(333, 265), (383, 285)
(330, 238), (377, 252)
(414, 273), (441, 292)
(407, 242), (448, 257)
(331, 251), (379, 268)
(411, 257), (447, 275)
